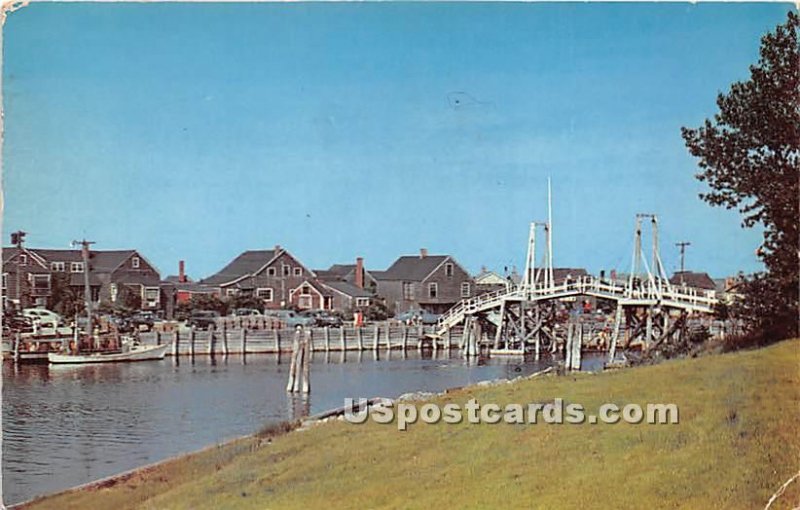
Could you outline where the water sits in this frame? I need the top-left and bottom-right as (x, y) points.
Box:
(2, 351), (603, 505)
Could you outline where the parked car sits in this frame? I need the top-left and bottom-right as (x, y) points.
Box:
(3, 314), (33, 335)
(394, 310), (441, 325)
(264, 309), (315, 327)
(22, 308), (62, 328)
(130, 311), (159, 331)
(300, 309), (342, 327)
(188, 310), (220, 330)
(232, 308), (262, 317)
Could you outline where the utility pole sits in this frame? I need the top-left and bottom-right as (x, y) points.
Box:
(72, 239), (95, 352)
(676, 241), (691, 273)
(10, 231), (26, 310)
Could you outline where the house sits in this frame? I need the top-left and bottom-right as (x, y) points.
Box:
(314, 257), (379, 293)
(2, 246), (162, 310)
(2, 247), (52, 308)
(314, 257), (375, 311)
(669, 271), (717, 291)
(199, 245), (316, 309)
(375, 249), (475, 315)
(474, 268), (510, 294)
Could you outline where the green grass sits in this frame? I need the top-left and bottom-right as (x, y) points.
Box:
(21, 339), (800, 509)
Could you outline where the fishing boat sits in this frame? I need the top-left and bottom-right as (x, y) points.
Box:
(48, 341), (169, 364)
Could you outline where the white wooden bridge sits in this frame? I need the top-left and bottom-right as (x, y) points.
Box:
(437, 201), (720, 359)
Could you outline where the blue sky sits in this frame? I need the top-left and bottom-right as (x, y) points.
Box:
(2, 2), (793, 279)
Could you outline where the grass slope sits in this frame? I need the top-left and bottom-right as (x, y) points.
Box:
(21, 339), (800, 509)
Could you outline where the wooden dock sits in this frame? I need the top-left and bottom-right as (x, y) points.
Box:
(135, 323), (466, 357)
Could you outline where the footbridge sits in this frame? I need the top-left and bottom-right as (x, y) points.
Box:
(437, 209), (719, 359)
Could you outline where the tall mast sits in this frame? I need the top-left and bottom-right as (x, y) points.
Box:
(547, 178), (554, 289)
(72, 239), (95, 350)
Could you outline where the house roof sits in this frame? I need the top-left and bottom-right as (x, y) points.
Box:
(201, 250), (277, 286)
(378, 255), (449, 281)
(290, 278), (333, 297)
(670, 271), (716, 290)
(321, 280), (372, 298)
(552, 268), (589, 281)
(32, 249), (138, 271)
(475, 270), (507, 285)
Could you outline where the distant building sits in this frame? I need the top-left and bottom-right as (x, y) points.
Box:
(2, 246), (161, 310)
(315, 257), (375, 311)
(199, 246), (315, 309)
(474, 268), (509, 294)
(375, 249), (475, 315)
(669, 271), (717, 291)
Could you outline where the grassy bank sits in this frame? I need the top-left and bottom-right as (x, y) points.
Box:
(21, 340), (800, 509)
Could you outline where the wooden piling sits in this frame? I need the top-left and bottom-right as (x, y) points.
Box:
(240, 328), (247, 356)
(301, 329), (311, 394)
(565, 323), (574, 368)
(373, 325), (379, 352)
(156, 331), (162, 346)
(222, 325), (229, 356)
(286, 328), (301, 392)
(275, 329), (280, 353)
(339, 326), (346, 352)
(13, 332), (20, 364)
(208, 329), (215, 356)
(357, 327), (363, 350)
(172, 330), (179, 357)
(402, 325), (408, 351)
(324, 327), (330, 352)
(189, 328), (196, 358)
(571, 323), (582, 371)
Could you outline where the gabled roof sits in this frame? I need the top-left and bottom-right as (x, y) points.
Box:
(201, 250), (277, 286)
(377, 255), (449, 281)
(31, 248), (140, 272)
(321, 280), (372, 298)
(670, 271), (716, 290)
(290, 278), (332, 297)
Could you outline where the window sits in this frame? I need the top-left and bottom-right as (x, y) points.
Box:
(300, 285), (311, 296)
(298, 295), (312, 309)
(267, 267), (277, 277)
(445, 263), (454, 277)
(71, 262), (84, 273)
(428, 283), (438, 299)
(257, 288), (274, 301)
(50, 262), (66, 272)
(2, 273), (7, 290)
(30, 274), (50, 290)
(282, 264), (290, 276)
(110, 284), (118, 302)
(144, 288), (159, 301)
(402, 282), (414, 300)
(461, 282), (471, 298)
(293, 267), (302, 277)
(132, 257), (140, 269)
(226, 288), (238, 297)
(356, 297), (370, 307)
(18, 254), (27, 265)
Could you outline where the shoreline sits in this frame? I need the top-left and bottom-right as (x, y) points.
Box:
(8, 364), (556, 509)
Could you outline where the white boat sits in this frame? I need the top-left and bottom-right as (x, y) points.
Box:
(48, 343), (169, 364)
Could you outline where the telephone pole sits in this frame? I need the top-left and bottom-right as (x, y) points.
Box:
(11, 231), (26, 309)
(72, 239), (95, 350)
(676, 241), (691, 273)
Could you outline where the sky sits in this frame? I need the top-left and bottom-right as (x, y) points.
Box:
(1, 2), (794, 280)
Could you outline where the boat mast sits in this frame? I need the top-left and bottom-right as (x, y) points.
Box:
(72, 239), (95, 352)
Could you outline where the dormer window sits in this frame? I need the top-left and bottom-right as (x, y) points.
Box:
(50, 262), (66, 272)
(132, 257), (140, 269)
(71, 262), (84, 273)
(18, 254), (27, 265)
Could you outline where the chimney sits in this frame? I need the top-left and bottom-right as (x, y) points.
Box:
(274, 244), (281, 252)
(179, 260), (186, 283)
(355, 257), (364, 289)
(420, 248), (428, 259)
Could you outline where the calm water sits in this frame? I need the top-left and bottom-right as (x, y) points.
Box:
(2, 351), (603, 505)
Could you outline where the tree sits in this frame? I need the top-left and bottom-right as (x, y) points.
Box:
(681, 11), (799, 340)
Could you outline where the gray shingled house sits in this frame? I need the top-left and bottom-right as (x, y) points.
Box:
(375, 249), (475, 315)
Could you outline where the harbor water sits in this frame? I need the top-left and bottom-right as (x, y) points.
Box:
(2, 350), (604, 505)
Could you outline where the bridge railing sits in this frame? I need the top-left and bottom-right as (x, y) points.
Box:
(437, 275), (718, 331)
